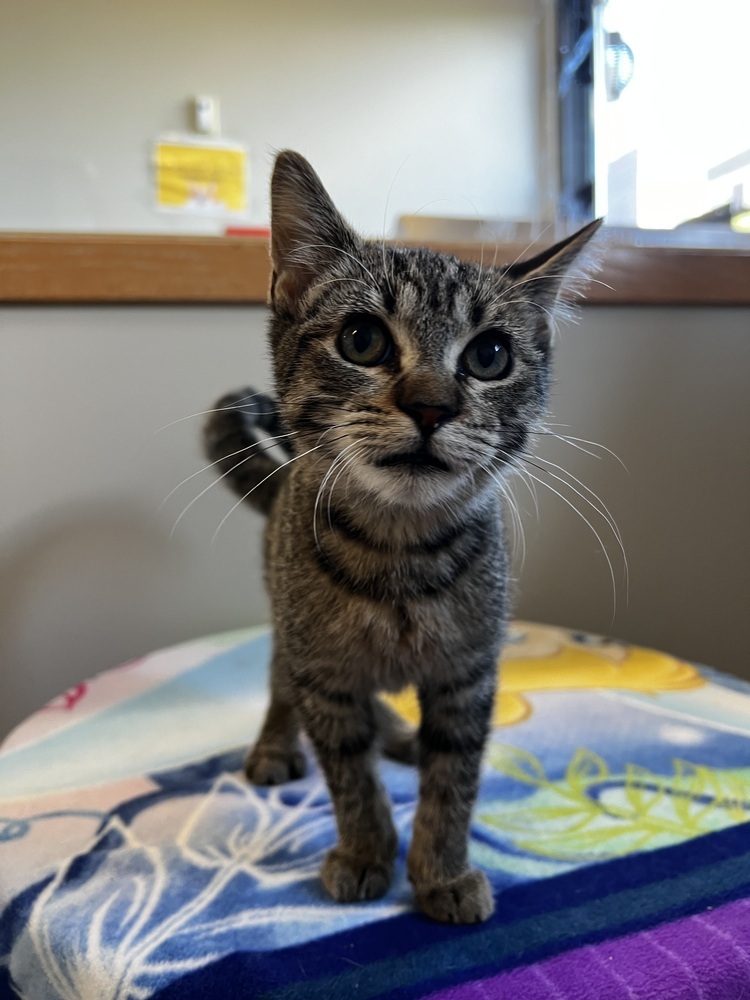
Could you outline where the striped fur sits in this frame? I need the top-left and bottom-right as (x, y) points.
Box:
(204, 151), (600, 923)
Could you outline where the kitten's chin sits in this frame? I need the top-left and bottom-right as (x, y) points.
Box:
(348, 460), (468, 510)
(375, 451), (451, 473)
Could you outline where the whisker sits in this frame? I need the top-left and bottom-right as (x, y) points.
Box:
(171, 421), (353, 539)
(474, 237), (502, 302)
(210, 442), (327, 547)
(288, 243), (379, 291)
(478, 461), (526, 571)
(326, 447), (366, 530)
(509, 466), (540, 519)
(500, 223), (556, 276)
(501, 480), (527, 571)
(521, 451), (630, 605)
(539, 430), (629, 472)
(510, 461), (620, 622)
(159, 429), (298, 510)
(534, 431), (602, 461)
(169, 450), (257, 539)
(484, 295), (557, 326)
(381, 156), (412, 298)
(308, 276), (373, 295)
(153, 391), (267, 434)
(474, 238), (486, 295)
(476, 225), (558, 311)
(313, 441), (362, 551)
(499, 271), (612, 305)
(524, 451), (626, 552)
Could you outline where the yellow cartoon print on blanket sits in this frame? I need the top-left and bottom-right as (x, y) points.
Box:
(384, 621), (706, 728)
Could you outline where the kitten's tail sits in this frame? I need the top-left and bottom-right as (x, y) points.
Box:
(203, 388), (293, 517)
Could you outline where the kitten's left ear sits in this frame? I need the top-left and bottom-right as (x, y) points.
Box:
(269, 150), (360, 315)
(505, 218), (604, 338)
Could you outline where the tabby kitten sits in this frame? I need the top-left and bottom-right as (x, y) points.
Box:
(204, 151), (600, 923)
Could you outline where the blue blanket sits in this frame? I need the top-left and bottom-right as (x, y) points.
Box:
(1, 622), (749, 998)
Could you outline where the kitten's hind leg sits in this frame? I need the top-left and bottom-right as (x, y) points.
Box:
(245, 692), (306, 786)
(374, 697), (418, 765)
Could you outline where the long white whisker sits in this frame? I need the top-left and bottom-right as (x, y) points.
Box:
(521, 452), (630, 604)
(326, 447), (366, 530)
(313, 441), (362, 551)
(159, 430), (298, 510)
(484, 295), (557, 326)
(153, 391), (267, 434)
(210, 442), (326, 547)
(169, 448), (263, 538)
(501, 271), (613, 302)
(541, 430), (629, 472)
(381, 157), (412, 297)
(473, 235), (489, 297)
(524, 452), (626, 551)
(309, 276), (373, 294)
(479, 461), (526, 570)
(288, 243), (379, 290)
(502, 223), (556, 276)
(475, 236), (503, 302)
(519, 451), (628, 580)
(313, 455), (342, 552)
(509, 466), (540, 519)
(515, 464), (619, 622)
(535, 432), (602, 461)
(501, 480), (526, 571)
(170, 420), (350, 539)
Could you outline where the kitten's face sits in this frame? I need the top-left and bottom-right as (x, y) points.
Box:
(267, 152), (599, 510)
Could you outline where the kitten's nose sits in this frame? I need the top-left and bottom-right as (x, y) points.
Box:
(400, 402), (457, 437)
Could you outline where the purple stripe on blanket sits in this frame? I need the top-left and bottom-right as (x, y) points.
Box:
(429, 898), (750, 1000)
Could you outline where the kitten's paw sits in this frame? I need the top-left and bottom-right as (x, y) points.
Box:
(321, 848), (393, 902)
(244, 747), (307, 785)
(414, 869), (494, 924)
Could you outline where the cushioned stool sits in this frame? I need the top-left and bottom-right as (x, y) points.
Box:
(1, 622), (749, 998)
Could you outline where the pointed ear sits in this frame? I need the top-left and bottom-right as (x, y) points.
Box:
(505, 218), (604, 328)
(269, 150), (359, 315)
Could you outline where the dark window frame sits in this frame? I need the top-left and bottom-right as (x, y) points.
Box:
(557, 0), (595, 224)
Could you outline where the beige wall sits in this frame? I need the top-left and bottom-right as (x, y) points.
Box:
(0, 0), (547, 234)
(1, 0), (748, 738)
(2, 303), (748, 738)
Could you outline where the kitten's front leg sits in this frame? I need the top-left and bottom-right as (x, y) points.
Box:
(296, 686), (398, 902)
(408, 662), (496, 923)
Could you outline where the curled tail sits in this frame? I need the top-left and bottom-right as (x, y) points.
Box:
(203, 388), (293, 516)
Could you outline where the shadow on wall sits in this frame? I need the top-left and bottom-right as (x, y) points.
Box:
(0, 503), (194, 740)
(514, 308), (750, 678)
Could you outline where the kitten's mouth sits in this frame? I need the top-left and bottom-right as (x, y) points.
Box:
(376, 450), (450, 473)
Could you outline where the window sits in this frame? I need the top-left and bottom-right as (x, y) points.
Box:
(560, 0), (750, 242)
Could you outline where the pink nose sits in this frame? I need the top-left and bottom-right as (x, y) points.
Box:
(401, 402), (457, 435)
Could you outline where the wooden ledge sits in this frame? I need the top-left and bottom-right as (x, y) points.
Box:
(1, 232), (750, 307)
(0, 233), (271, 304)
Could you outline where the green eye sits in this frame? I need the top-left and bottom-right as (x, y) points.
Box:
(461, 330), (513, 381)
(338, 316), (393, 367)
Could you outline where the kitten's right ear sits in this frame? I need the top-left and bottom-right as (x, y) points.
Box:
(269, 151), (359, 315)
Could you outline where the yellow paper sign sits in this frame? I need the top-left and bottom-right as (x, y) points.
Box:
(156, 140), (246, 214)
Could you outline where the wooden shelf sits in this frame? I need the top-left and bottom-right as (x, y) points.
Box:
(1, 232), (749, 307)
